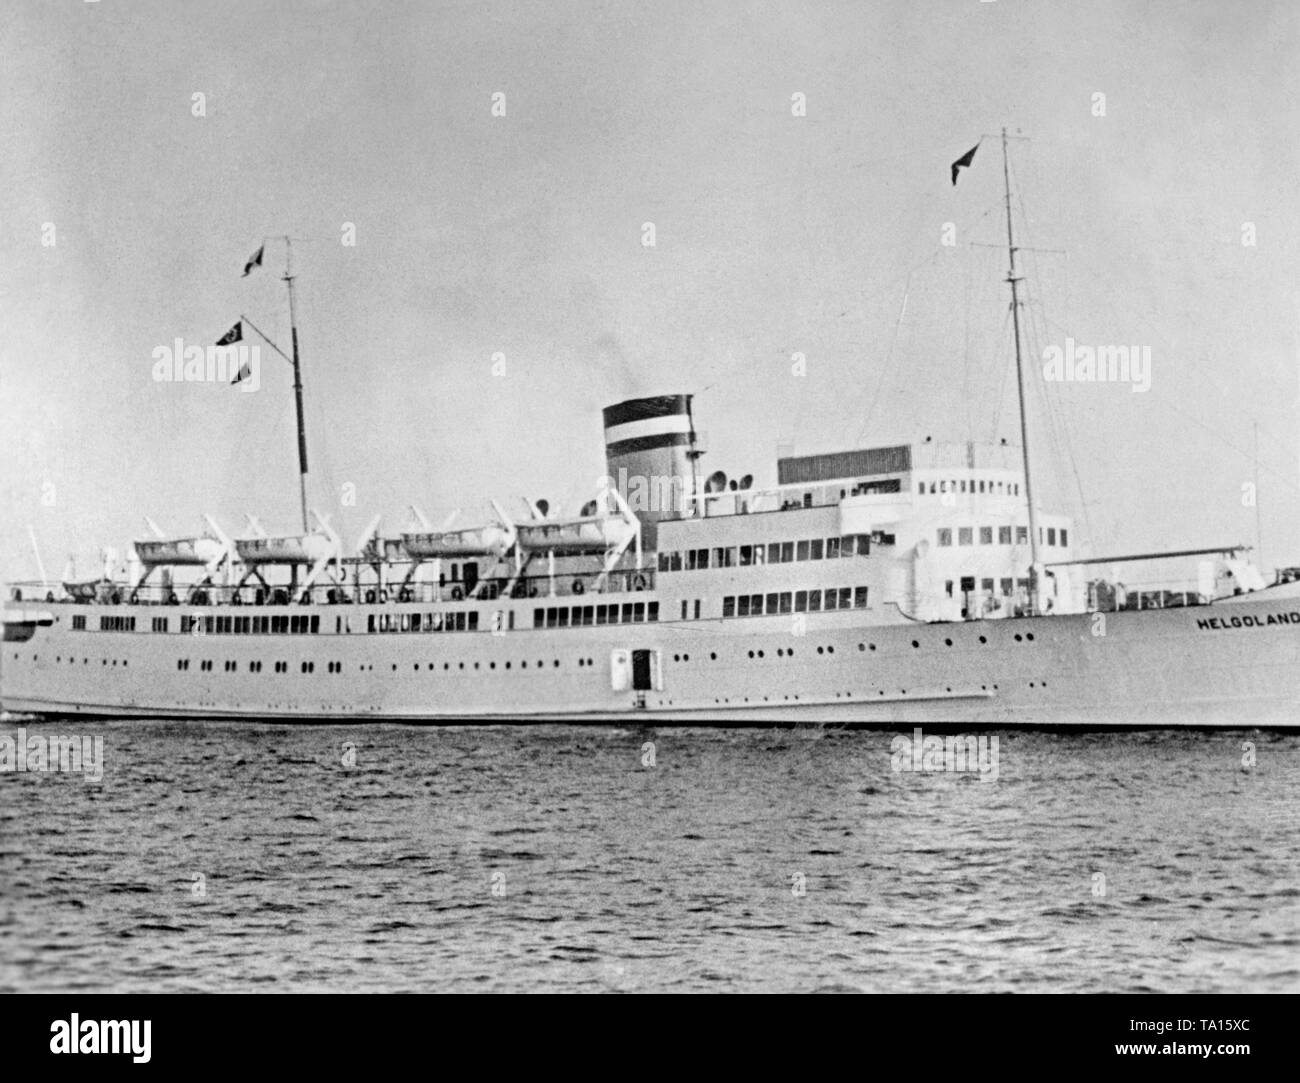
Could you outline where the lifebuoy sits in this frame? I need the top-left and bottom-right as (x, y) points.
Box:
(231, 592), (242, 605)
(129, 590), (139, 605)
(572, 579), (585, 595)
(528, 586), (538, 598)
(398, 587), (412, 603)
(326, 588), (338, 605)
(365, 589), (377, 604)
(631, 574), (648, 592)
(378, 589), (388, 604)
(167, 591), (179, 606)
(450, 585), (464, 601)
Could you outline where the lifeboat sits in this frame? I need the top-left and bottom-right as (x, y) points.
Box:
(516, 515), (636, 556)
(401, 525), (513, 559)
(134, 535), (227, 567)
(236, 530), (336, 565)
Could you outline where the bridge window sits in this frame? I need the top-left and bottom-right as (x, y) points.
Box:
(737, 595), (750, 616)
(1047, 527), (1057, 546)
(796, 540), (810, 561)
(980, 527), (993, 545)
(826, 537), (841, 558)
(780, 541), (794, 563)
(937, 529), (952, 546)
(808, 589), (822, 611)
(809, 539), (823, 560)
(1015, 526), (1028, 544)
(1000, 578), (1013, 595)
(854, 587), (869, 608)
(739, 545), (755, 566)
(958, 528), (973, 546)
(723, 597), (735, 618)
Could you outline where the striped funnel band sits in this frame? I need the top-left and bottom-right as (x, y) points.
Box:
(603, 395), (693, 455)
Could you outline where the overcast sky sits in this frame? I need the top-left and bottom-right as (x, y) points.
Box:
(2, 0), (1297, 580)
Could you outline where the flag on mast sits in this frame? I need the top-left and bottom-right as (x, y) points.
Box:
(950, 143), (979, 185)
(215, 321), (242, 346)
(242, 245), (264, 276)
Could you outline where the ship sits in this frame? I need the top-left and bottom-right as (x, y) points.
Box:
(5, 131), (1299, 726)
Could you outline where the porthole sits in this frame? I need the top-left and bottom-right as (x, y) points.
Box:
(709, 652), (717, 661)
(1014, 634), (1023, 642)
(944, 638), (953, 647)
(978, 636), (987, 644)
(911, 640), (919, 649)
(1026, 633), (1035, 641)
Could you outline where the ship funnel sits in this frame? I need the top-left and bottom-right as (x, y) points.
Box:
(601, 394), (698, 548)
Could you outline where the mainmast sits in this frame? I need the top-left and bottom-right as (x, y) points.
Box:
(283, 238), (309, 533)
(1000, 127), (1042, 614)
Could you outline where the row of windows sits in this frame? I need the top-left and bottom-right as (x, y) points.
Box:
(936, 525), (1068, 548)
(723, 586), (868, 617)
(98, 616), (136, 632)
(920, 479), (1021, 497)
(170, 656), (580, 674)
(187, 614), (323, 635)
(948, 577), (1030, 597)
(658, 534), (881, 573)
(369, 611), (482, 633)
(533, 602), (660, 629)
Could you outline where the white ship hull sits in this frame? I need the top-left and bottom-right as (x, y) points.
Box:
(5, 587), (1298, 727)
